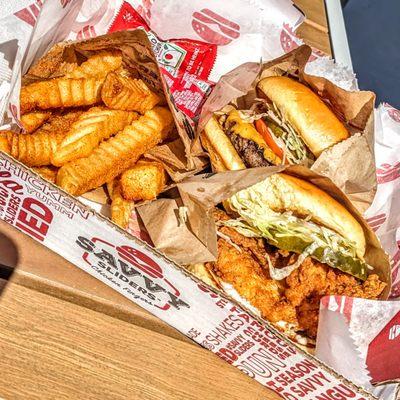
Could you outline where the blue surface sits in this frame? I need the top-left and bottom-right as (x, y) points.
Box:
(344, 0), (400, 108)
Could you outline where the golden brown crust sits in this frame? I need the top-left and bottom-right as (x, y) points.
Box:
(107, 179), (134, 229)
(257, 76), (349, 156)
(101, 73), (161, 114)
(120, 160), (166, 201)
(20, 111), (52, 133)
(52, 107), (137, 166)
(57, 107), (174, 196)
(20, 77), (103, 113)
(263, 173), (366, 257)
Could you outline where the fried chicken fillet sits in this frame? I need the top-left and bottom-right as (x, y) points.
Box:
(208, 209), (385, 339)
(57, 107), (174, 195)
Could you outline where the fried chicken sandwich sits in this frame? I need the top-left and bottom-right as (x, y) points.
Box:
(205, 173), (386, 343)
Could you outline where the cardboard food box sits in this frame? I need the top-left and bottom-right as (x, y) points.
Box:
(0, 2), (395, 400)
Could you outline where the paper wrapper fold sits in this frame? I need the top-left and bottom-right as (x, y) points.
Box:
(198, 45), (377, 212)
(138, 165), (391, 297)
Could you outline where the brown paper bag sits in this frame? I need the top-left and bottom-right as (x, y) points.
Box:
(138, 166), (391, 299)
(197, 45), (376, 212)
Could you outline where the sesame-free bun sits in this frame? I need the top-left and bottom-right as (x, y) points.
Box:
(257, 76), (349, 157)
(263, 173), (366, 258)
(201, 116), (245, 171)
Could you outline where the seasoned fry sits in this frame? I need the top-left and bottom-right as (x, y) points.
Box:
(57, 107), (174, 196)
(120, 160), (166, 201)
(20, 77), (103, 113)
(0, 131), (10, 154)
(107, 179), (134, 229)
(101, 72), (161, 113)
(8, 111), (83, 166)
(32, 166), (58, 183)
(65, 51), (122, 79)
(52, 107), (138, 166)
(20, 111), (52, 133)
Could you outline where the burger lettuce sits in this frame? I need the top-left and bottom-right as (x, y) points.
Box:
(222, 179), (369, 281)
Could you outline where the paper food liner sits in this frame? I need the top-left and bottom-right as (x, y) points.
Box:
(316, 296), (400, 400)
(138, 165), (391, 297)
(197, 45), (377, 212)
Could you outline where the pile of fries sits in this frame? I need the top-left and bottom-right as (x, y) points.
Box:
(0, 50), (174, 229)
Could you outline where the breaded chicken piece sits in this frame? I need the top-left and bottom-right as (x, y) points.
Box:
(285, 260), (386, 307)
(120, 160), (166, 201)
(101, 72), (161, 114)
(7, 111), (82, 166)
(107, 179), (134, 229)
(20, 111), (51, 133)
(285, 260), (386, 337)
(52, 107), (137, 166)
(210, 236), (298, 325)
(65, 51), (122, 79)
(20, 77), (103, 113)
(57, 107), (174, 196)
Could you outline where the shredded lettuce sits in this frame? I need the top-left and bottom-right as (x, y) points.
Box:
(224, 182), (369, 280)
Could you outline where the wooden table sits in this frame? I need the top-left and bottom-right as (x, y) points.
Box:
(0, 2), (330, 399)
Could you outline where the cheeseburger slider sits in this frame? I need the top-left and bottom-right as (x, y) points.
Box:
(205, 173), (385, 340)
(202, 76), (349, 170)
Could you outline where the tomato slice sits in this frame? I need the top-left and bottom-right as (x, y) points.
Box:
(255, 119), (284, 160)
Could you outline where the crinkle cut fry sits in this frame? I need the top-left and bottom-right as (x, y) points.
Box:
(101, 72), (161, 114)
(20, 111), (52, 133)
(20, 77), (103, 114)
(52, 107), (138, 166)
(57, 107), (174, 196)
(32, 166), (58, 183)
(7, 111), (83, 167)
(0, 131), (10, 154)
(65, 51), (122, 79)
(107, 179), (133, 229)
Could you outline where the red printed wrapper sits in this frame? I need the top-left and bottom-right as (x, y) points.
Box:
(316, 296), (400, 399)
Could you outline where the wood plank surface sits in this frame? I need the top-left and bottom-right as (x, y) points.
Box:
(0, 281), (280, 400)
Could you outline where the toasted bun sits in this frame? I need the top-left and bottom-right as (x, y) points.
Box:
(202, 116), (245, 171)
(257, 76), (349, 157)
(264, 173), (366, 258)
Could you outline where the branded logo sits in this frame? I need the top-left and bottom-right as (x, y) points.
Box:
(192, 9), (240, 45)
(76, 236), (190, 311)
(366, 213), (386, 232)
(376, 162), (400, 184)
